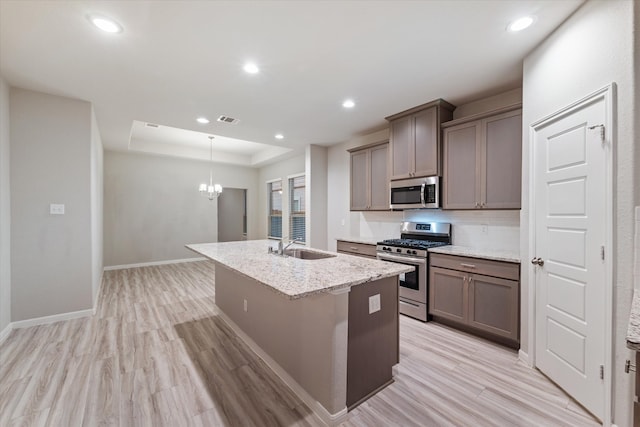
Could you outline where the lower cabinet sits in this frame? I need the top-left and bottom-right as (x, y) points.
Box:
(347, 275), (398, 409)
(429, 253), (520, 347)
(336, 240), (377, 259)
(635, 352), (640, 427)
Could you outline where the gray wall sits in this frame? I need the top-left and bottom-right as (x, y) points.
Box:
(0, 76), (11, 331)
(306, 145), (328, 249)
(10, 88), (94, 321)
(522, 1), (636, 424)
(90, 108), (103, 304)
(257, 154), (305, 239)
(104, 150), (259, 266)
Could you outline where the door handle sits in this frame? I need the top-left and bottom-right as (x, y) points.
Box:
(530, 257), (544, 266)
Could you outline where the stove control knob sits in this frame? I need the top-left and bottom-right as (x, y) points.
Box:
(396, 248), (401, 253)
(410, 250), (416, 255)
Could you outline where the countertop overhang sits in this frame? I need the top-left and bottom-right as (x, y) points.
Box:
(627, 290), (640, 351)
(187, 240), (413, 300)
(428, 245), (520, 263)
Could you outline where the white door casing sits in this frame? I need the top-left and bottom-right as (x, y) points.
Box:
(530, 85), (614, 423)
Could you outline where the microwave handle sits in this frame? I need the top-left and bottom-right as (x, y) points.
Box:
(420, 183), (426, 206)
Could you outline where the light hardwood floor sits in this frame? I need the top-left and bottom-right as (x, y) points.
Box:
(0, 261), (600, 426)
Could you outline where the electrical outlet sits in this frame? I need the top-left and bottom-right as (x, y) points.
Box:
(369, 294), (381, 314)
(50, 204), (65, 215)
(481, 224), (488, 234)
(243, 299), (248, 312)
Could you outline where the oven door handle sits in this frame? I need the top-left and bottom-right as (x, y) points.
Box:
(377, 253), (427, 265)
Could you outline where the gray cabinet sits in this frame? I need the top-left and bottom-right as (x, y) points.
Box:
(386, 99), (455, 181)
(336, 240), (377, 259)
(442, 106), (522, 209)
(429, 253), (520, 347)
(636, 353), (640, 426)
(430, 267), (467, 323)
(347, 275), (398, 408)
(349, 142), (389, 211)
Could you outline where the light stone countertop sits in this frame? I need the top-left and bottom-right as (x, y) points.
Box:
(428, 245), (521, 264)
(336, 236), (386, 246)
(627, 290), (640, 351)
(187, 240), (413, 300)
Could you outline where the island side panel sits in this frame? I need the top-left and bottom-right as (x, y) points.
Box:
(346, 275), (399, 409)
(214, 263), (349, 416)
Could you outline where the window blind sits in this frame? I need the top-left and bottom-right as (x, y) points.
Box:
(268, 180), (282, 238)
(289, 175), (305, 243)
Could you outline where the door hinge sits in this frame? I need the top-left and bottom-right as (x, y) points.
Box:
(588, 124), (605, 143)
(600, 364), (604, 380)
(600, 246), (605, 260)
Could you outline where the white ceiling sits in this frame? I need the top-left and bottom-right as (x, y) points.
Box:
(0, 0), (584, 166)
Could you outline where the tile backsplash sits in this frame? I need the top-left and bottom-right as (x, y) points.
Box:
(353, 209), (520, 253)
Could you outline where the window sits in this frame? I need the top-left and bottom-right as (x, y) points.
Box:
(289, 175), (305, 243)
(268, 180), (282, 238)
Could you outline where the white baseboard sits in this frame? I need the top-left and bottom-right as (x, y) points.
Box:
(103, 257), (207, 271)
(518, 349), (531, 367)
(216, 309), (348, 426)
(11, 308), (93, 329)
(0, 322), (12, 344)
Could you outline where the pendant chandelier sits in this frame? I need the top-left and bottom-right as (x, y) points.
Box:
(199, 136), (223, 200)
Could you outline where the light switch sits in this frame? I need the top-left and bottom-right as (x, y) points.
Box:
(50, 204), (65, 215)
(368, 294), (381, 314)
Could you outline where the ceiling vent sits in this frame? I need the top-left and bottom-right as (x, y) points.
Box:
(145, 123), (159, 128)
(217, 115), (240, 125)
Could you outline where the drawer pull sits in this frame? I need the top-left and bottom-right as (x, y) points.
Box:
(460, 263), (476, 269)
(350, 246), (359, 250)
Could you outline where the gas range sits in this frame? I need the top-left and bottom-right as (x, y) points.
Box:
(376, 221), (452, 322)
(377, 239), (449, 258)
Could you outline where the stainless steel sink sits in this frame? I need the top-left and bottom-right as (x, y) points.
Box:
(283, 248), (336, 260)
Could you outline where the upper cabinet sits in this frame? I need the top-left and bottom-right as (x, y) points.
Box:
(385, 99), (455, 180)
(349, 141), (390, 211)
(442, 106), (522, 210)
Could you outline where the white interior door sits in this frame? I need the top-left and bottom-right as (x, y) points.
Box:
(533, 94), (608, 421)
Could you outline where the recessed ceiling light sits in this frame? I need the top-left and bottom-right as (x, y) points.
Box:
(243, 63), (260, 74)
(508, 16), (535, 32)
(342, 99), (355, 108)
(196, 117), (210, 124)
(89, 15), (123, 33)
(275, 134), (284, 140)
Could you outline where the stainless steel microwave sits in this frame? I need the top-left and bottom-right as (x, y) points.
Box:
(390, 176), (440, 210)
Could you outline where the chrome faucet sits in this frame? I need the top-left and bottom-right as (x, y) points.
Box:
(276, 237), (300, 255)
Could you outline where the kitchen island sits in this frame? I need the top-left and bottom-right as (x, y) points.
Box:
(187, 240), (412, 425)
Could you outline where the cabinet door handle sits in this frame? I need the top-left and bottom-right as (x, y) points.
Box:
(460, 263), (476, 269)
(475, 202), (480, 208)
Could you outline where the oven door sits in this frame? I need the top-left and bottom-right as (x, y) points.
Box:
(376, 252), (427, 304)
